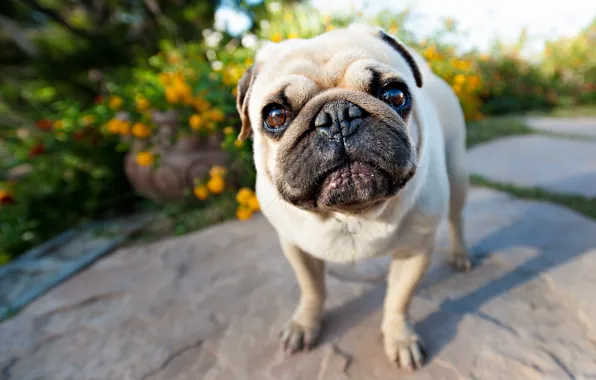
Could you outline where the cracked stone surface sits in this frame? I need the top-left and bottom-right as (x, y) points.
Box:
(525, 116), (596, 138)
(467, 134), (596, 197)
(1, 187), (596, 380)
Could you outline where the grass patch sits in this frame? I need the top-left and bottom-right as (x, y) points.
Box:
(466, 116), (534, 148)
(470, 174), (596, 220)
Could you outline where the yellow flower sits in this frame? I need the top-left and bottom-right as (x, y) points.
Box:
(236, 187), (254, 205)
(189, 114), (203, 130)
(326, 25), (335, 32)
(287, 33), (298, 39)
(247, 195), (260, 212)
(209, 165), (228, 177)
(454, 74), (466, 85)
(132, 123), (151, 138)
(107, 119), (129, 135)
(193, 185), (209, 200)
(109, 96), (124, 110)
(119, 121), (131, 135)
(206, 109), (225, 122)
(271, 33), (283, 43)
(207, 175), (225, 194)
(236, 206), (253, 221)
(165, 87), (179, 103)
(54, 120), (65, 129)
(136, 97), (150, 111)
(234, 140), (245, 148)
(223, 126), (235, 135)
(136, 151), (155, 166)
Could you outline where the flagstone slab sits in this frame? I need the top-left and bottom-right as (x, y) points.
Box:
(1, 188), (595, 380)
(525, 116), (596, 138)
(467, 134), (596, 197)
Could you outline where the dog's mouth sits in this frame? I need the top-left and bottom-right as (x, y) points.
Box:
(314, 161), (398, 212)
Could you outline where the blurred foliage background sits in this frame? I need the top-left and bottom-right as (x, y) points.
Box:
(0, 0), (594, 262)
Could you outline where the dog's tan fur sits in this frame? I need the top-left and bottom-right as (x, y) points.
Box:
(236, 23), (471, 370)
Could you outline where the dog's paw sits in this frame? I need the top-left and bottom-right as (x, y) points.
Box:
(383, 320), (426, 371)
(451, 253), (472, 272)
(280, 319), (322, 354)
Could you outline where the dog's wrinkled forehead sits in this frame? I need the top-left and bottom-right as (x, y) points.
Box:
(255, 24), (420, 89)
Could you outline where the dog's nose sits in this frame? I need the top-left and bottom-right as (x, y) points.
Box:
(314, 101), (364, 140)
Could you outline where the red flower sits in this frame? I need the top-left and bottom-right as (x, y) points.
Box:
(94, 95), (104, 104)
(73, 131), (86, 141)
(36, 119), (53, 131)
(0, 190), (15, 205)
(29, 143), (45, 157)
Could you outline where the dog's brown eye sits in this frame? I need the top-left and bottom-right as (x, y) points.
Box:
(266, 107), (289, 129)
(383, 88), (407, 107)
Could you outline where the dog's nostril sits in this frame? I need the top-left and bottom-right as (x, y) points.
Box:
(346, 104), (363, 120)
(314, 112), (332, 128)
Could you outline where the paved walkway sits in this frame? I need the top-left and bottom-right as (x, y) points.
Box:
(1, 117), (595, 380)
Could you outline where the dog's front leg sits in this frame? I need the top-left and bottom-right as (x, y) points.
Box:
(279, 239), (326, 353)
(382, 248), (431, 370)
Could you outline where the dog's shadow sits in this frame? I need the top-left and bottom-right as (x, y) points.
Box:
(316, 201), (596, 362)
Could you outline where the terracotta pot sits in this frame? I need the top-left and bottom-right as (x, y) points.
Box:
(124, 110), (228, 201)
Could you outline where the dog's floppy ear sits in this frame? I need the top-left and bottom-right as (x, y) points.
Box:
(377, 30), (423, 88)
(236, 64), (258, 141)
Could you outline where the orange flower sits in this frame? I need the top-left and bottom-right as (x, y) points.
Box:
(189, 114), (203, 130)
(236, 206), (253, 221)
(165, 87), (179, 103)
(136, 97), (150, 111)
(209, 165), (228, 177)
(193, 185), (209, 200)
(247, 195), (260, 212)
(132, 123), (151, 138)
(206, 109), (225, 122)
(109, 96), (124, 110)
(236, 188), (254, 205)
(207, 175), (225, 194)
(136, 151), (155, 166)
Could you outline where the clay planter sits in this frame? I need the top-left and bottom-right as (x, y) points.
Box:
(124, 110), (228, 201)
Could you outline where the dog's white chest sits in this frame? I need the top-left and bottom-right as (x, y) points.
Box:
(260, 197), (404, 262)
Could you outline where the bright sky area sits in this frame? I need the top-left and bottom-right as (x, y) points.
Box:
(312, 0), (595, 53)
(216, 0), (595, 55)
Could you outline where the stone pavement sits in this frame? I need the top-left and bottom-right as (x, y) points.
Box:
(1, 117), (596, 380)
(525, 116), (596, 138)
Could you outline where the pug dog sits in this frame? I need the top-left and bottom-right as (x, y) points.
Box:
(235, 23), (472, 370)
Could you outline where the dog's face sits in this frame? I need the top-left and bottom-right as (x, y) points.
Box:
(237, 25), (424, 214)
